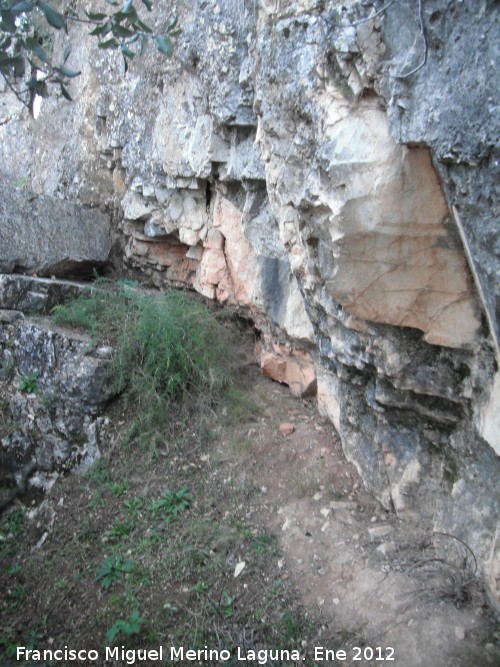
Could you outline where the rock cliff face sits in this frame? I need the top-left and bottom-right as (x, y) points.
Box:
(0, 0), (498, 605)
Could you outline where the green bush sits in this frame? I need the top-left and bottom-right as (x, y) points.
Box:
(53, 283), (234, 442)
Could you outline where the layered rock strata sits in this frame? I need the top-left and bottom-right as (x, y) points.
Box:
(0, 0), (498, 604)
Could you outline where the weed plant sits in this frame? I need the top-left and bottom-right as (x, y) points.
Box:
(150, 485), (192, 521)
(53, 282), (234, 443)
(106, 610), (146, 644)
(96, 556), (134, 590)
(18, 371), (40, 395)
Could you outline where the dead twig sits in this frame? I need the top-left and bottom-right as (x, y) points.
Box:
(403, 532), (482, 609)
(433, 530), (478, 575)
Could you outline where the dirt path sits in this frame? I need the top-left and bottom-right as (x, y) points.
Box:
(221, 368), (500, 667)
(1, 351), (498, 667)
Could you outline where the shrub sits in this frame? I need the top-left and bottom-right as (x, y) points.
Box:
(53, 283), (234, 442)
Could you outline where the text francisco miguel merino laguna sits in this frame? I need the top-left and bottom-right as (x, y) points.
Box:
(15, 645), (356, 663)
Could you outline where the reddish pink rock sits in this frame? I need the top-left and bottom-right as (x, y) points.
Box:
(261, 342), (316, 398)
(279, 422), (295, 436)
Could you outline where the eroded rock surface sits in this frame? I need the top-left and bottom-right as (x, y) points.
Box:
(0, 276), (115, 489)
(0, 0), (498, 608)
(0, 185), (111, 277)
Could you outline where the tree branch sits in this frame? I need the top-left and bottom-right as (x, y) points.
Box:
(0, 70), (30, 109)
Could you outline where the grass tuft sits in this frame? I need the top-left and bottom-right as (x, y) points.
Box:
(53, 283), (235, 444)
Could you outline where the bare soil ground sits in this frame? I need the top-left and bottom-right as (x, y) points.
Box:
(1, 352), (499, 666)
(226, 368), (500, 667)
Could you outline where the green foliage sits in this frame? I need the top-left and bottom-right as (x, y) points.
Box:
(252, 531), (279, 556)
(280, 610), (303, 643)
(221, 591), (234, 617)
(88, 489), (105, 510)
(106, 609), (146, 644)
(223, 386), (260, 425)
(123, 496), (144, 519)
(0, 627), (41, 659)
(12, 174), (29, 188)
(0, 1), (180, 110)
(2, 509), (25, 537)
(114, 291), (231, 403)
(0, 357), (15, 380)
(12, 582), (28, 605)
(108, 479), (129, 497)
(41, 393), (55, 411)
(52, 286), (129, 338)
(105, 521), (134, 541)
(96, 555), (134, 590)
(18, 370), (39, 394)
(87, 460), (112, 484)
(54, 284), (235, 443)
(190, 579), (208, 594)
(0, 343), (360, 663)
(151, 485), (192, 521)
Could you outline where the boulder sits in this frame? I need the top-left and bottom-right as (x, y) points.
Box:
(0, 310), (115, 479)
(0, 185), (111, 277)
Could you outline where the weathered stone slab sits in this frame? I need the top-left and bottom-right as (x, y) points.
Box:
(381, 0), (500, 355)
(0, 314), (115, 478)
(0, 185), (111, 276)
(0, 273), (86, 313)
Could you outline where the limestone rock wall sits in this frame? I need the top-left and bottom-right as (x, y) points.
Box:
(1, 0), (498, 604)
(0, 276), (116, 490)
